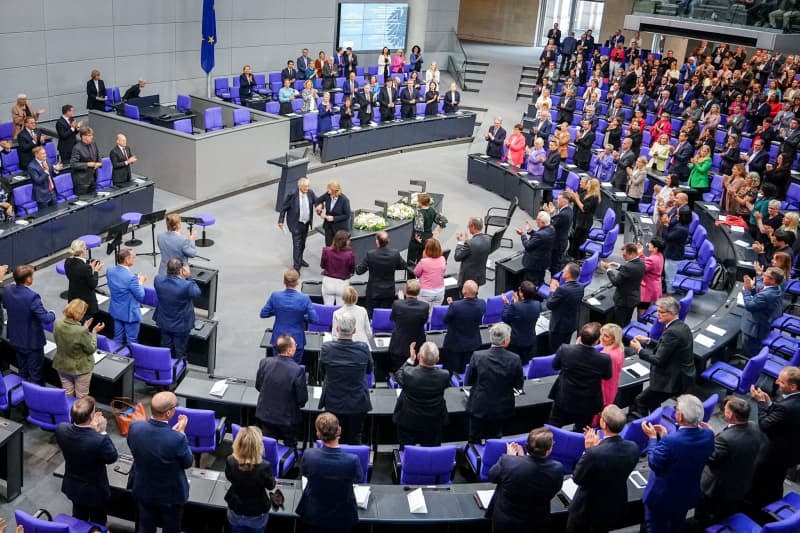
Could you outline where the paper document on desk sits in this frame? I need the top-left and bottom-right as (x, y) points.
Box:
(535, 315), (549, 336)
(730, 226), (745, 233)
(140, 307), (151, 317)
(14, 220), (29, 226)
(95, 293), (109, 304)
(614, 192), (627, 198)
(640, 216), (653, 224)
(624, 362), (650, 378)
(695, 334), (715, 348)
(586, 297), (601, 306)
(561, 477), (578, 500)
(733, 240), (750, 247)
(353, 485), (371, 509)
(407, 488), (428, 513)
(443, 276), (458, 288)
(73, 200), (88, 207)
(373, 337), (389, 348)
(475, 489), (495, 509)
(93, 351), (106, 364)
(706, 325), (726, 336)
(737, 292), (744, 306)
(396, 388), (402, 397)
(322, 332), (333, 343)
(133, 178), (145, 185)
(601, 182), (612, 188)
(705, 204), (719, 211)
(209, 380), (228, 397)
(190, 468), (220, 480)
(718, 215), (727, 222)
(312, 386), (322, 399)
(44, 340), (57, 355)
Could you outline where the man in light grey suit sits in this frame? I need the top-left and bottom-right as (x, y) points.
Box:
(454, 217), (492, 289)
(156, 213), (197, 276)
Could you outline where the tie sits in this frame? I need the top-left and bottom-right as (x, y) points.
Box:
(299, 193), (308, 224)
(87, 143), (95, 161)
(42, 161), (53, 191)
(121, 147), (127, 159)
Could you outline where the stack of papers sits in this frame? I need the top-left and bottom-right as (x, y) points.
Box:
(373, 337), (389, 348)
(73, 200), (88, 207)
(561, 477), (578, 500)
(14, 220), (29, 226)
(640, 216), (653, 224)
(444, 277), (458, 288)
(705, 204), (720, 211)
(706, 325), (726, 336)
(695, 334), (715, 348)
(44, 340), (57, 355)
(730, 226), (745, 233)
(353, 485), (371, 509)
(209, 380), (228, 397)
(614, 192), (627, 198)
(93, 351), (106, 364)
(407, 488), (428, 513)
(312, 386), (322, 399)
(475, 489), (495, 509)
(624, 362), (650, 378)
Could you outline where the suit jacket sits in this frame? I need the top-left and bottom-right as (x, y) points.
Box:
(454, 232), (492, 286)
(638, 319), (695, 393)
(755, 394), (800, 471)
(86, 79), (107, 111)
(314, 193), (352, 235)
(297, 447), (361, 529)
(357, 90), (375, 122)
(535, 119), (554, 141)
(70, 141), (100, 195)
(664, 217), (689, 260)
(574, 130), (595, 168)
(355, 247), (406, 300)
(388, 298), (429, 369)
(443, 90), (460, 113)
(260, 288), (316, 351)
(547, 280), (583, 335)
(378, 86), (397, 110)
(400, 86), (418, 114)
(319, 339), (373, 414)
(55, 423), (118, 508)
(255, 355), (308, 426)
(608, 257), (645, 308)
(443, 297), (486, 352)
(521, 225), (555, 272)
(747, 149), (769, 175)
(156, 231), (197, 276)
(153, 274), (200, 334)
(65, 257), (99, 315)
(127, 419), (193, 505)
(644, 426), (715, 511)
(569, 436), (640, 529)
(551, 206), (573, 246)
(670, 141), (694, 179)
(393, 363), (451, 429)
(106, 265), (145, 323)
(238, 74), (255, 100)
(341, 78), (359, 97)
(541, 151), (561, 185)
(487, 455), (564, 531)
(741, 285), (783, 339)
(557, 96), (576, 125)
(3, 284), (54, 350)
(549, 343), (612, 416)
(613, 149), (636, 189)
(279, 189), (317, 233)
(109, 145), (133, 185)
(122, 84), (141, 101)
(486, 126), (506, 158)
(502, 299), (541, 349)
(701, 422), (762, 501)
(56, 117), (78, 162)
(17, 128), (43, 170)
(27, 159), (56, 205)
(466, 347), (524, 419)
(280, 67), (297, 81)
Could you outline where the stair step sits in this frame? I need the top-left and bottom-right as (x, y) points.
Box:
(518, 81), (536, 88)
(464, 87), (481, 93)
(460, 105), (489, 112)
(465, 67), (488, 74)
(465, 60), (490, 66)
(465, 77), (484, 83)
(521, 74), (537, 81)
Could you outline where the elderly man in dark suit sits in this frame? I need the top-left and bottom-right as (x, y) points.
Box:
(442, 280), (486, 374)
(567, 405), (640, 533)
(695, 397), (761, 527)
(630, 296), (695, 418)
(612, 137), (636, 191)
(604, 242), (646, 328)
(127, 391), (193, 533)
(70, 127), (102, 195)
(547, 192), (573, 274)
(27, 146), (58, 209)
(548, 322), (612, 430)
(378, 78), (398, 122)
(55, 396), (118, 526)
(748, 366), (800, 506)
(741, 268), (785, 356)
(501, 281), (542, 363)
(255, 334), (308, 448)
(547, 262), (584, 352)
(17, 116), (46, 170)
(519, 211), (556, 286)
(393, 341), (451, 447)
(485, 118), (506, 159)
(669, 131), (695, 183)
(319, 312), (373, 444)
(356, 230), (406, 314)
(154, 258), (200, 361)
(466, 323), (524, 443)
(3, 264), (55, 383)
(278, 177), (317, 272)
(487, 428), (564, 532)
(109, 133), (137, 186)
(454, 217), (492, 289)
(297, 413), (362, 533)
(388, 280), (429, 372)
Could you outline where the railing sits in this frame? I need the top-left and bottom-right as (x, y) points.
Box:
(631, 0), (799, 32)
(448, 28), (468, 90)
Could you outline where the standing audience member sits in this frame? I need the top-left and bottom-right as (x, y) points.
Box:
(278, 178), (317, 272)
(314, 180), (352, 247)
(11, 93), (44, 139)
(465, 323), (524, 442)
(64, 239), (105, 326)
(224, 426), (276, 533)
(53, 299), (104, 398)
(454, 217), (492, 289)
(546, 193), (573, 273)
(414, 238), (447, 307)
(442, 280), (486, 374)
(319, 313), (373, 444)
(641, 394), (715, 533)
(297, 413), (362, 533)
(638, 239), (665, 316)
(355, 231), (406, 314)
(260, 269), (317, 363)
(109, 133), (137, 186)
(107, 249), (146, 347)
(55, 396), (118, 526)
(567, 177), (601, 258)
(127, 391), (193, 533)
(70, 127), (102, 195)
(519, 212), (556, 286)
(255, 334), (307, 448)
(546, 262), (584, 351)
(662, 205), (691, 293)
(393, 341), (451, 447)
(407, 193), (447, 267)
(3, 264), (55, 383)
(156, 213), (197, 277)
(27, 146), (58, 209)
(320, 230), (355, 306)
(599, 323), (625, 407)
(18, 117), (46, 171)
(153, 258), (200, 361)
(487, 428), (564, 532)
(603, 243), (646, 328)
(388, 280), (429, 372)
(86, 70), (107, 111)
(740, 268), (784, 356)
(485, 118), (506, 159)
(56, 104), (81, 165)
(501, 281), (542, 363)
(331, 286), (372, 343)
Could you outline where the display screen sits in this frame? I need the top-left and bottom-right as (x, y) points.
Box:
(337, 3), (409, 51)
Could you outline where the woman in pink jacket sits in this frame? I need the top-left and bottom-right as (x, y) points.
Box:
(504, 123), (526, 166)
(638, 238), (664, 318)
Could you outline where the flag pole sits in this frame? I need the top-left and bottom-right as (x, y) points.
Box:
(207, 74), (211, 98)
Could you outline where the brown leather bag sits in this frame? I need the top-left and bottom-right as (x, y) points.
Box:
(111, 397), (147, 436)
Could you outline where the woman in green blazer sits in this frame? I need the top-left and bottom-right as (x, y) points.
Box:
(687, 144), (712, 193)
(53, 299), (105, 398)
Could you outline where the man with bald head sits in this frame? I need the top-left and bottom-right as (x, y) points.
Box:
(127, 391), (193, 533)
(442, 280), (486, 374)
(110, 133), (137, 186)
(356, 230), (406, 314)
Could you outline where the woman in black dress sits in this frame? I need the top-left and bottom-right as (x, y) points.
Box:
(407, 193), (448, 266)
(340, 96), (354, 129)
(424, 82), (439, 116)
(718, 134), (741, 177)
(567, 177), (601, 259)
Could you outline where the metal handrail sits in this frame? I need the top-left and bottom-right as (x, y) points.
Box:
(447, 28), (468, 90)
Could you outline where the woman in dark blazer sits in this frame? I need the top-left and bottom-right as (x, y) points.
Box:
(541, 138), (562, 203)
(424, 82), (439, 116)
(339, 96), (354, 130)
(314, 179), (352, 246)
(86, 69), (107, 111)
(238, 65), (255, 101)
(718, 134), (741, 177)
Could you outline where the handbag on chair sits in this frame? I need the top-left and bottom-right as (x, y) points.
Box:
(111, 397), (147, 436)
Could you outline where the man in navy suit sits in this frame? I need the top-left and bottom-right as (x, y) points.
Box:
(546, 262), (584, 352)
(55, 396), (118, 525)
(388, 280), (429, 372)
(641, 394), (715, 533)
(341, 71), (359, 97)
(604, 243), (645, 328)
(154, 258), (200, 361)
(280, 60), (297, 83)
(502, 281), (542, 363)
(3, 264), (55, 383)
(567, 405), (641, 532)
(260, 269), (317, 362)
(519, 211), (556, 286)
(106, 248), (147, 346)
(741, 268), (784, 356)
(745, 138), (769, 176)
(547, 193), (573, 275)
(319, 313), (373, 444)
(296, 48), (312, 80)
(56, 104), (81, 164)
(17, 116), (45, 170)
(27, 146), (58, 209)
(297, 413), (362, 532)
(441, 280), (486, 374)
(355, 231), (406, 314)
(278, 177), (317, 271)
(669, 131), (694, 183)
(255, 334), (308, 447)
(127, 391), (193, 533)
(400, 79), (418, 119)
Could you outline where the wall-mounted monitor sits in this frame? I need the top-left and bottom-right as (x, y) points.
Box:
(337, 3), (409, 51)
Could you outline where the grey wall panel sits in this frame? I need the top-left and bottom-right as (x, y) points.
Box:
(285, 0), (337, 18)
(0, 0), (44, 33)
(115, 53), (176, 86)
(47, 59), (117, 97)
(175, 22), (202, 52)
(175, 0), (203, 22)
(0, 32), (47, 70)
(230, 20), (287, 47)
(215, 19), (234, 50)
(230, 46), (286, 74)
(46, 27), (115, 63)
(114, 24), (176, 57)
(284, 20), (336, 45)
(230, 0), (274, 20)
(112, 0), (177, 26)
(43, 0), (112, 29)
(175, 79), (208, 98)
(0, 66), (49, 103)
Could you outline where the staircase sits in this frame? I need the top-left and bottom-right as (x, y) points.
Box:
(463, 59), (489, 93)
(517, 65), (539, 100)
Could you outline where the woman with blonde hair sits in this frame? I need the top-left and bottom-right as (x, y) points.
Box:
(391, 48), (406, 73)
(301, 79), (318, 113)
(648, 133), (672, 172)
(780, 211), (799, 239)
(414, 238), (447, 307)
(425, 61), (440, 85)
(599, 323), (624, 407)
(225, 426), (276, 533)
(53, 299), (105, 398)
(332, 286), (372, 343)
(567, 177), (601, 258)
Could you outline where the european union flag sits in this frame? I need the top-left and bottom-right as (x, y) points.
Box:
(201, 0), (216, 74)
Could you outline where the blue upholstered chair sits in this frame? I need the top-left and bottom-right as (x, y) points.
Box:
(371, 308), (394, 333)
(701, 347), (768, 394)
(21, 383), (74, 431)
(169, 406), (226, 466)
(544, 424), (585, 474)
(129, 343), (187, 387)
(308, 304), (338, 332)
(465, 435), (528, 481)
(395, 445), (457, 485)
(204, 107), (223, 132)
(13, 184), (37, 217)
(173, 118), (193, 134)
(53, 173), (77, 202)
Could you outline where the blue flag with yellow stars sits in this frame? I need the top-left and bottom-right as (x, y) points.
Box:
(201, 0), (216, 74)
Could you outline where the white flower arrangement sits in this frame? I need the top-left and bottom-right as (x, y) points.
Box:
(353, 212), (388, 231)
(386, 202), (415, 220)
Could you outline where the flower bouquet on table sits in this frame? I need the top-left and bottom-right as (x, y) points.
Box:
(386, 202), (415, 220)
(353, 211), (388, 231)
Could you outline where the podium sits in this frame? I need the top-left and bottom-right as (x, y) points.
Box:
(189, 265), (219, 319)
(494, 252), (526, 295)
(267, 153), (310, 212)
